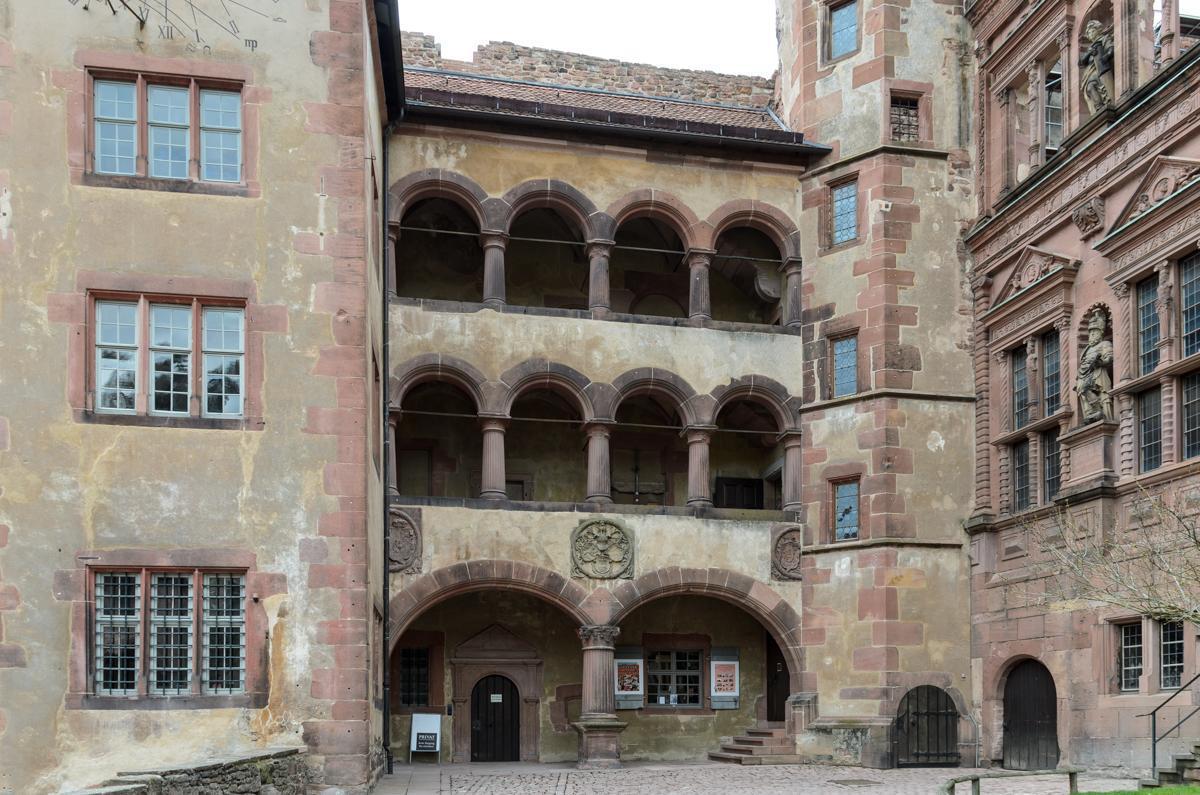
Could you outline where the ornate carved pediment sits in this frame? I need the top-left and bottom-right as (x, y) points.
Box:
(993, 245), (1077, 305)
(454, 624), (539, 660)
(1112, 155), (1200, 231)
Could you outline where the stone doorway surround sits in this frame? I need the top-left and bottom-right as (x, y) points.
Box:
(450, 624), (544, 763)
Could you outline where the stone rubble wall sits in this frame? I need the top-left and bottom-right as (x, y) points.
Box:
(65, 748), (308, 795)
(400, 31), (776, 107)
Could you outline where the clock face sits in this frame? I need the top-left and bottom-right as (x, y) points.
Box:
(72, 0), (287, 54)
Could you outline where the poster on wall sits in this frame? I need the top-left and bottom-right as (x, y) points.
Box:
(614, 658), (644, 696)
(710, 659), (740, 698)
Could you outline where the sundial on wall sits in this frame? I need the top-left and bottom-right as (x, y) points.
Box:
(70, 0), (286, 54)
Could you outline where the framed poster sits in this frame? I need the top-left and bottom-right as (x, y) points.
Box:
(710, 659), (740, 698)
(614, 657), (644, 696)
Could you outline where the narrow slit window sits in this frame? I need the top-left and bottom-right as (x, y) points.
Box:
(1140, 388), (1163, 472)
(834, 480), (860, 541)
(832, 336), (858, 397)
(1138, 275), (1161, 375)
(202, 574), (246, 694)
(831, 181), (858, 245)
(1042, 429), (1060, 502)
(150, 304), (192, 415)
(1012, 346), (1031, 429)
(1119, 622), (1143, 692)
(94, 80), (137, 175)
(202, 308), (245, 418)
(1041, 330), (1061, 415)
(95, 572), (140, 695)
(147, 85), (190, 180)
(1012, 440), (1030, 511)
(1182, 254), (1200, 357)
(149, 573), (193, 695)
(200, 89), (243, 183)
(95, 301), (139, 413)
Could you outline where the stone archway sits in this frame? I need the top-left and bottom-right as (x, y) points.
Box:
(451, 624), (544, 763)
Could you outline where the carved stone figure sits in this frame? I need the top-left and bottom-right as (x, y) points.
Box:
(570, 519), (634, 579)
(387, 506), (422, 574)
(1076, 308), (1115, 423)
(1079, 20), (1115, 114)
(1071, 196), (1105, 237)
(771, 527), (804, 581)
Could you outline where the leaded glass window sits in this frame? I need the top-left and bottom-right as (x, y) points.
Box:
(1139, 275), (1161, 375)
(833, 336), (857, 397)
(1182, 254), (1200, 357)
(1042, 429), (1060, 502)
(1042, 330), (1061, 416)
(835, 480), (860, 541)
(1012, 346), (1031, 429)
(1140, 388), (1163, 472)
(831, 181), (858, 245)
(1012, 440), (1030, 512)
(646, 650), (702, 707)
(829, 1), (858, 59)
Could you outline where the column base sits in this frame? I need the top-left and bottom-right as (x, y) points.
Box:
(571, 716), (627, 769)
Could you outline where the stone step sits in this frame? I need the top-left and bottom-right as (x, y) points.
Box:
(733, 734), (789, 746)
(719, 742), (794, 756)
(708, 750), (805, 765)
(744, 727), (788, 738)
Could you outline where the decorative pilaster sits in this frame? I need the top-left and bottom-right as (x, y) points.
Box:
(972, 280), (993, 517)
(587, 241), (613, 315)
(481, 232), (508, 308)
(1156, 260), (1176, 365)
(1026, 61), (1043, 170)
(780, 432), (803, 512)
(1025, 336), (1040, 422)
(573, 625), (626, 769)
(685, 426), (715, 508)
(1115, 281), (1134, 382)
(1161, 0), (1179, 66)
(585, 423), (613, 504)
(1055, 26), (1075, 137)
(686, 250), (713, 322)
(1117, 393), (1136, 477)
(1161, 374), (1178, 467)
(780, 257), (803, 328)
(480, 418), (508, 499)
(386, 413), (399, 495)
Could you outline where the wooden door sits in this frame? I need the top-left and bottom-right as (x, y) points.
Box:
(470, 675), (520, 762)
(894, 685), (960, 766)
(766, 634), (789, 722)
(714, 477), (764, 509)
(1003, 660), (1059, 770)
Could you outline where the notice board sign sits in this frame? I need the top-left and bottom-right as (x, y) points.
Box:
(409, 712), (441, 760)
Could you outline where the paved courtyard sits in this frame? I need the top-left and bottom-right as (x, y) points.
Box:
(374, 762), (1140, 794)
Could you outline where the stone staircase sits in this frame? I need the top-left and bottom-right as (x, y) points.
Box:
(1139, 742), (1200, 788)
(707, 721), (803, 765)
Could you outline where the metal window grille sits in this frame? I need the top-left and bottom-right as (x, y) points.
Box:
(1042, 331), (1061, 415)
(202, 574), (246, 694)
(1138, 276), (1161, 375)
(202, 308), (245, 418)
(1119, 623), (1143, 692)
(832, 336), (858, 397)
(1140, 388), (1163, 472)
(398, 648), (430, 706)
(96, 301), (139, 413)
(95, 572), (140, 695)
(1012, 347), (1031, 429)
(890, 96), (920, 142)
(200, 89), (243, 183)
(831, 181), (858, 245)
(94, 80), (137, 175)
(646, 650), (702, 707)
(1044, 61), (1064, 151)
(835, 480), (860, 540)
(1182, 254), (1200, 357)
(1042, 429), (1061, 502)
(829, 0), (857, 58)
(150, 305), (191, 415)
(147, 85), (190, 180)
(1184, 373), (1200, 459)
(149, 573), (193, 695)
(1012, 440), (1031, 511)
(1161, 621), (1185, 690)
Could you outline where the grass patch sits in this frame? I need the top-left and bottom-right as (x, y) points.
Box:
(1079, 788), (1200, 794)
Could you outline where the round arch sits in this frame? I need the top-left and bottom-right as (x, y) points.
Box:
(498, 359), (595, 421)
(390, 354), (488, 413)
(601, 367), (700, 426)
(707, 199), (802, 261)
(606, 567), (804, 690)
(500, 179), (599, 240)
(606, 189), (703, 251)
(710, 375), (799, 433)
(387, 560), (593, 651)
(388, 168), (491, 230)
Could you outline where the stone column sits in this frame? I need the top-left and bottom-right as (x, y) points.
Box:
(1161, 0), (1180, 66)
(780, 431), (803, 512)
(1026, 61), (1043, 170)
(687, 250), (712, 323)
(479, 418), (508, 500)
(386, 224), (399, 296)
(685, 426), (715, 508)
(1156, 260), (1177, 365)
(386, 413), (399, 496)
(585, 423), (613, 504)
(999, 89), (1013, 193)
(481, 232), (508, 309)
(780, 257), (803, 328)
(572, 625), (626, 769)
(1055, 27), (1075, 137)
(587, 240), (613, 316)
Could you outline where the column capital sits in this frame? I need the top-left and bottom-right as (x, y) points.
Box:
(578, 625), (621, 648)
(685, 248), (716, 267)
(480, 230), (509, 250)
(584, 421), (615, 438)
(586, 239), (615, 256)
(479, 416), (509, 432)
(682, 425), (717, 443)
(779, 256), (803, 276)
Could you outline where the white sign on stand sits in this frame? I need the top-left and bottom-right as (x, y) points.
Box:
(409, 713), (442, 763)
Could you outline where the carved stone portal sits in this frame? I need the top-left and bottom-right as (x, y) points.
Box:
(570, 519), (634, 579)
(771, 527), (804, 581)
(1076, 308), (1115, 424)
(387, 506), (422, 574)
(1071, 196), (1105, 237)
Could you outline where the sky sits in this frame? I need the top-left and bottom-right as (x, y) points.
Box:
(398, 0), (780, 77)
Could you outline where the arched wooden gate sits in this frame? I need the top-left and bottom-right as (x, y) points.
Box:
(893, 685), (961, 767)
(1002, 659), (1059, 770)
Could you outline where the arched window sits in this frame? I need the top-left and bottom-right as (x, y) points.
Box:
(712, 398), (784, 510)
(505, 208), (588, 310)
(396, 197), (483, 302)
(611, 217), (689, 319)
(395, 380), (480, 498)
(711, 227), (784, 325)
(611, 393), (686, 506)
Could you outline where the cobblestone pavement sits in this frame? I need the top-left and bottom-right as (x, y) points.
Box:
(375, 762), (1139, 795)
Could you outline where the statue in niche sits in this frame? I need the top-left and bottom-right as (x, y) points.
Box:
(1079, 20), (1115, 114)
(1076, 308), (1115, 424)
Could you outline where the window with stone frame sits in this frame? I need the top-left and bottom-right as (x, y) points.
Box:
(1138, 274), (1161, 376)
(889, 95), (921, 142)
(1011, 439), (1031, 512)
(397, 647), (430, 706)
(1043, 59), (1064, 155)
(90, 71), (244, 186)
(1118, 621), (1143, 692)
(91, 294), (245, 421)
(833, 479), (860, 541)
(645, 650), (703, 707)
(1041, 329), (1061, 415)
(831, 335), (858, 398)
(1139, 387), (1163, 472)
(1011, 345), (1032, 429)
(93, 569), (246, 698)
(1161, 620), (1185, 690)
(826, 0), (858, 60)
(829, 179), (858, 247)
(1042, 428), (1061, 502)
